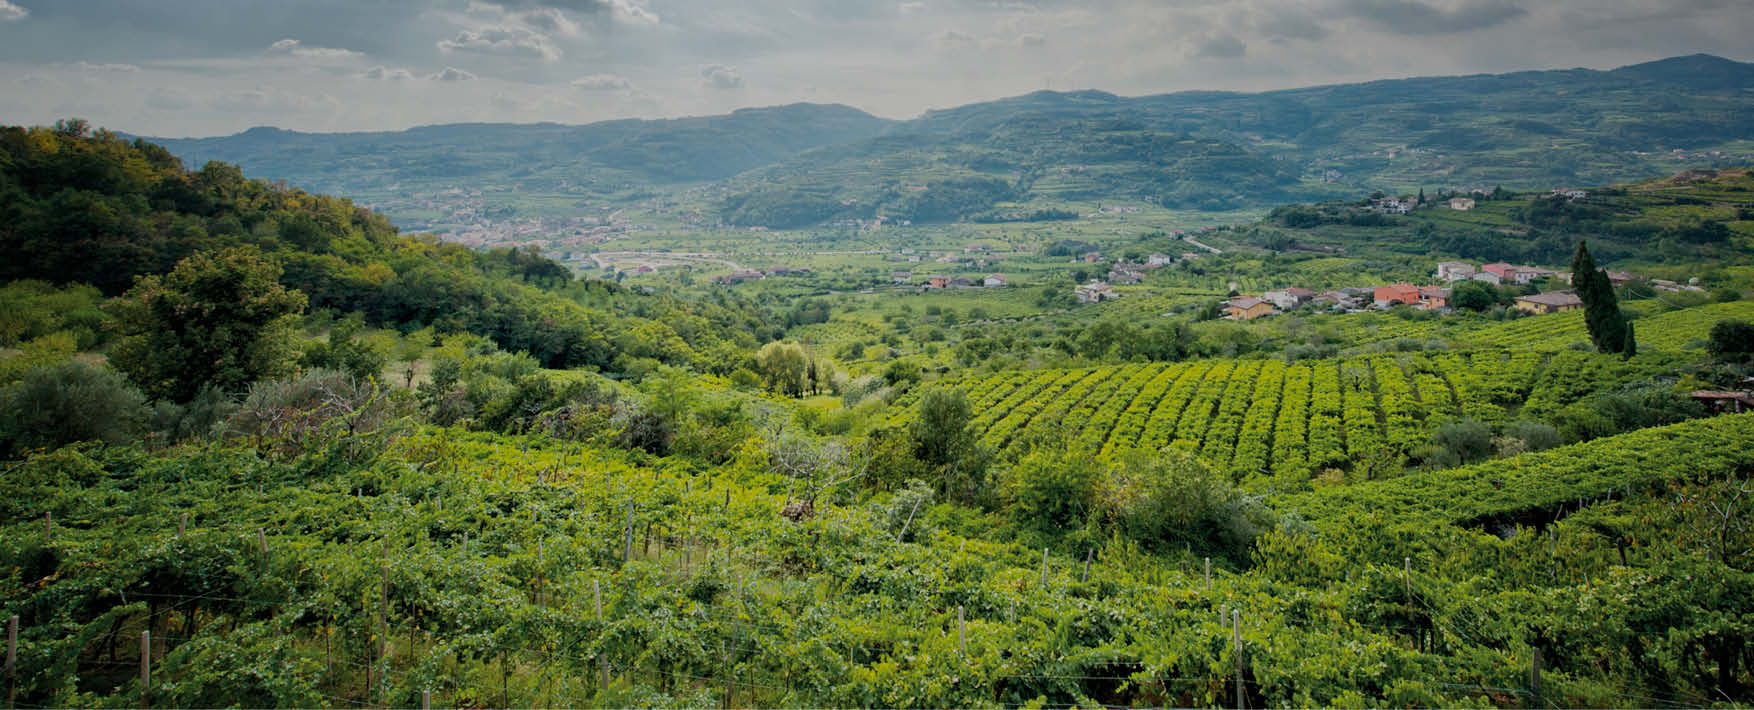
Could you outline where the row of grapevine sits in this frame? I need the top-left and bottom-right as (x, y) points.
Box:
(1197, 360), (1265, 465)
(969, 368), (1076, 434)
(1519, 350), (1599, 421)
(1172, 360), (1241, 447)
(1283, 412), (1754, 526)
(981, 368), (1104, 448)
(1099, 363), (1190, 456)
(1373, 357), (1425, 451)
(1341, 361), (1383, 459)
(1073, 365), (1169, 452)
(1306, 361), (1346, 468)
(1228, 359), (1287, 481)
(1131, 361), (1214, 452)
(1018, 364), (1140, 449)
(1269, 363), (1313, 481)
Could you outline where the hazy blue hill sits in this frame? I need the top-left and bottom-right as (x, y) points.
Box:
(147, 103), (893, 192)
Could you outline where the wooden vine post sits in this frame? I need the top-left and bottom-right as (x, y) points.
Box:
(139, 630), (150, 708)
(1530, 647), (1542, 708)
(594, 580), (608, 692)
(1039, 548), (1048, 587)
(1081, 548), (1093, 583)
(623, 501), (635, 565)
(8, 614), (18, 710)
(1205, 557), (1212, 591)
(1232, 610), (1243, 710)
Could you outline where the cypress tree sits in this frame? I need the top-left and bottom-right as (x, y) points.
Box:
(1621, 320), (1637, 359)
(1571, 240), (1627, 353)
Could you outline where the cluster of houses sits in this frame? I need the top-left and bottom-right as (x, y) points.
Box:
(1221, 281), (1592, 320)
(1435, 260), (1566, 286)
(894, 272), (1009, 289)
(712, 266), (816, 285)
(1218, 258), (1623, 321)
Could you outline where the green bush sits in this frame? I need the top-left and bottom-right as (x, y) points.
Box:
(0, 359), (149, 456)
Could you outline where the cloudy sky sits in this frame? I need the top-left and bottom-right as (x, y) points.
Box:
(0, 0), (1749, 138)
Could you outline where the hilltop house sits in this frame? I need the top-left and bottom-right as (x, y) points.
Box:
(1262, 288), (1314, 310)
(1514, 291), (1583, 314)
(1436, 261), (1477, 282)
(1109, 267), (1142, 284)
(983, 274), (1007, 288)
(1075, 282), (1118, 304)
(1418, 286), (1451, 310)
(1147, 253), (1174, 266)
(1448, 197), (1476, 211)
(1224, 297), (1276, 320)
(1374, 283), (1421, 307)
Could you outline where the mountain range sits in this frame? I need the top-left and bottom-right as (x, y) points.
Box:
(145, 54), (1754, 227)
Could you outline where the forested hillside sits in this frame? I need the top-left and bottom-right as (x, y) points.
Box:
(0, 122), (773, 374)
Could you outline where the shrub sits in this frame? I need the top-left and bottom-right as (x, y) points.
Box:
(220, 369), (412, 456)
(1100, 446), (1273, 563)
(0, 360), (149, 456)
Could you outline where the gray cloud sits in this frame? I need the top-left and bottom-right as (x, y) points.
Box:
(266, 38), (363, 59)
(0, 0), (26, 22)
(360, 65), (417, 80)
(438, 25), (562, 60)
(1337, 0), (1527, 35)
(1191, 33), (1246, 59)
(430, 66), (479, 81)
(701, 63), (743, 88)
(1255, 8), (1329, 41)
(572, 73), (631, 89)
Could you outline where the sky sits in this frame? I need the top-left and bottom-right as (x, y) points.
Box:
(0, 0), (1750, 138)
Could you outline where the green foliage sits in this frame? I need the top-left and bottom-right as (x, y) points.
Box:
(0, 359), (148, 456)
(1448, 280), (1498, 312)
(109, 246), (308, 401)
(298, 313), (388, 381)
(909, 388), (986, 502)
(1707, 319), (1754, 362)
(1101, 446), (1272, 563)
(1571, 240), (1630, 354)
(0, 280), (111, 350)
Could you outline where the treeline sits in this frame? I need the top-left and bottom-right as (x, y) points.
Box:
(0, 121), (770, 374)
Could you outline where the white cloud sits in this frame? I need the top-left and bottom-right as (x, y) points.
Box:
(266, 38), (363, 60)
(700, 63), (744, 89)
(76, 61), (141, 72)
(430, 66), (479, 81)
(900, 2), (927, 16)
(437, 25), (562, 61)
(0, 0), (26, 22)
(572, 73), (632, 90)
(359, 65), (417, 81)
(931, 29), (976, 48)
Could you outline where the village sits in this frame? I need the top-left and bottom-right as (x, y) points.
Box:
(1216, 259), (1708, 321)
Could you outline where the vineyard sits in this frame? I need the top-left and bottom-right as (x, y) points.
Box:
(894, 347), (1690, 486)
(4, 412), (1752, 708)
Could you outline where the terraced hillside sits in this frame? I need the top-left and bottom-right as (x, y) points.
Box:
(892, 348), (1692, 488)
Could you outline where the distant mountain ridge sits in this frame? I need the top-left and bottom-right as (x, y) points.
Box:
(142, 54), (1754, 227)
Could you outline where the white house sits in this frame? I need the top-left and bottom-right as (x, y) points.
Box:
(1435, 261), (1477, 282)
(983, 274), (1007, 288)
(1147, 253), (1174, 266)
(1075, 282), (1118, 304)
